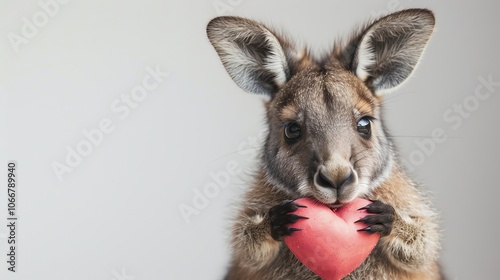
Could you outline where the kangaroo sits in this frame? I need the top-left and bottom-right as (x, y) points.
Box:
(207, 9), (442, 280)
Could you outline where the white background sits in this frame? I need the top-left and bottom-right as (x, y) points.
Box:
(1, 0), (499, 279)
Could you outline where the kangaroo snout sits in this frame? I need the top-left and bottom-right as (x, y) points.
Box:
(314, 156), (359, 202)
(315, 167), (354, 190)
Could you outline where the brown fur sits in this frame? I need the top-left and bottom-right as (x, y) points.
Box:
(208, 9), (442, 280)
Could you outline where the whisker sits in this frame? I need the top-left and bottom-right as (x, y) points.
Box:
(378, 135), (462, 139)
(353, 155), (369, 166)
(210, 147), (260, 163)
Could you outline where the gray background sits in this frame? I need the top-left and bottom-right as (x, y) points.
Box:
(1, 0), (499, 279)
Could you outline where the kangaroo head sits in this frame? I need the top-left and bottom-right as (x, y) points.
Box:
(207, 9), (435, 205)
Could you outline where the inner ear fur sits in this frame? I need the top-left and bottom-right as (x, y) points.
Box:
(207, 16), (303, 96)
(335, 9), (435, 95)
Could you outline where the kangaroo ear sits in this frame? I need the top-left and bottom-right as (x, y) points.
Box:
(353, 9), (435, 95)
(207, 16), (299, 96)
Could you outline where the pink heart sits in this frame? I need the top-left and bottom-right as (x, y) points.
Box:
(284, 198), (379, 280)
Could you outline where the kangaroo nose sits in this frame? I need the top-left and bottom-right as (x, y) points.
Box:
(315, 169), (353, 190)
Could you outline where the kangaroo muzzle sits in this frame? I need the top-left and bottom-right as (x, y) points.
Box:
(313, 157), (359, 203)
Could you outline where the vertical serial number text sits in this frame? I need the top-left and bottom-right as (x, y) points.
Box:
(7, 162), (17, 272)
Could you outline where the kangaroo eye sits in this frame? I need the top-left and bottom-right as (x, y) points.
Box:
(357, 117), (372, 137)
(285, 122), (301, 140)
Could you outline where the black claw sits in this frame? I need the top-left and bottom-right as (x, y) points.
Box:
(355, 200), (395, 237)
(354, 217), (367, 223)
(269, 200), (308, 240)
(358, 226), (372, 232)
(358, 205), (370, 211)
(292, 214), (309, 220)
(288, 215), (299, 223)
